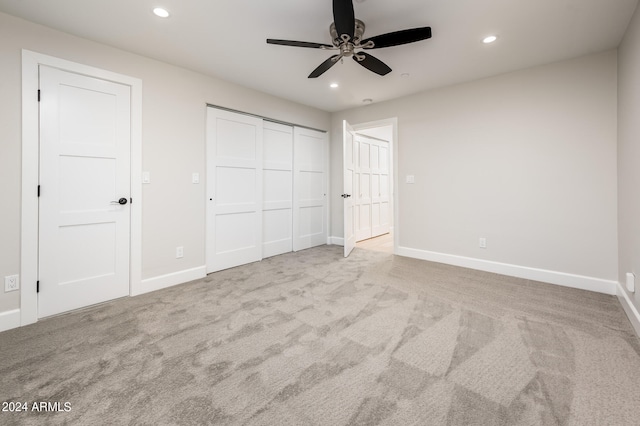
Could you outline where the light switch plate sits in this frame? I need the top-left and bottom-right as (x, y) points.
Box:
(192, 173), (200, 184)
(142, 171), (151, 184)
(406, 175), (415, 184)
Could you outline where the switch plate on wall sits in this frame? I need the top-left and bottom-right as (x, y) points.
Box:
(192, 173), (200, 184)
(479, 238), (487, 248)
(406, 175), (415, 184)
(5, 275), (19, 292)
(176, 246), (184, 259)
(142, 171), (150, 184)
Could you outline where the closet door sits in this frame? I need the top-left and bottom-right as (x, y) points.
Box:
(262, 122), (293, 258)
(206, 108), (263, 273)
(293, 127), (328, 251)
(371, 139), (391, 237)
(355, 136), (372, 241)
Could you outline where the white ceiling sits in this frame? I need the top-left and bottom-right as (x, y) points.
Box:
(0, 0), (636, 112)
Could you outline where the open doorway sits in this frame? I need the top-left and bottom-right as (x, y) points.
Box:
(348, 119), (396, 255)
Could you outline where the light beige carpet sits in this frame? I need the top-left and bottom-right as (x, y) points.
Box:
(1, 245), (639, 425)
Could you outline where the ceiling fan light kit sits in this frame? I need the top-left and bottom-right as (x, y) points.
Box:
(267, 0), (432, 78)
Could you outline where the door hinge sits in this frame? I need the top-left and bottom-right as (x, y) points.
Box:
(36, 281), (40, 293)
(37, 90), (41, 102)
(37, 185), (40, 197)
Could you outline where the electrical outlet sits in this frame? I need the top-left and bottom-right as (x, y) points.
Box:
(176, 246), (184, 259)
(479, 238), (487, 248)
(5, 275), (19, 292)
(626, 273), (635, 293)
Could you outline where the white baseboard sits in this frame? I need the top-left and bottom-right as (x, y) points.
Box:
(617, 283), (640, 337)
(329, 236), (344, 246)
(133, 265), (206, 296)
(396, 246), (617, 295)
(0, 309), (21, 333)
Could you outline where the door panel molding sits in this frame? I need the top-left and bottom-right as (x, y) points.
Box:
(20, 50), (142, 326)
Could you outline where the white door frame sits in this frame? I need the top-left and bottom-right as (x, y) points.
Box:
(21, 50), (142, 326)
(350, 118), (398, 254)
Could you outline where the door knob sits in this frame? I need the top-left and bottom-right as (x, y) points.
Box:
(110, 197), (128, 205)
(341, 194), (351, 198)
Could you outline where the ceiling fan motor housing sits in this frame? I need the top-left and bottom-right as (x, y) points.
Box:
(330, 19), (366, 46)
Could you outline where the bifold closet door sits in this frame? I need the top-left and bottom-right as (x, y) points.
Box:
(293, 127), (328, 251)
(355, 135), (391, 242)
(206, 108), (263, 273)
(371, 139), (391, 237)
(262, 122), (293, 258)
(355, 137), (372, 241)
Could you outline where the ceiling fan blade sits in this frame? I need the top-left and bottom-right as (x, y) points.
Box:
(267, 39), (333, 49)
(353, 53), (392, 76)
(309, 55), (341, 78)
(333, 0), (355, 41)
(362, 27), (432, 49)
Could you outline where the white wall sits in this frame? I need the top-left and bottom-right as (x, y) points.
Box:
(331, 50), (619, 289)
(617, 3), (640, 334)
(0, 12), (330, 315)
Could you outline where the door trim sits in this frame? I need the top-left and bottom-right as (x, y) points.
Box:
(351, 118), (398, 254)
(20, 50), (142, 326)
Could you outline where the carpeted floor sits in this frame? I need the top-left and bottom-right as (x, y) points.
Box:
(1, 245), (639, 425)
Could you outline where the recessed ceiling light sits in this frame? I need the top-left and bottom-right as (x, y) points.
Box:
(483, 35), (497, 44)
(153, 7), (170, 18)
(363, 98), (373, 104)
(401, 73), (410, 78)
(330, 83), (339, 89)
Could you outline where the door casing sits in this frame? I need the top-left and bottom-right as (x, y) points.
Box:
(348, 118), (398, 254)
(20, 50), (142, 326)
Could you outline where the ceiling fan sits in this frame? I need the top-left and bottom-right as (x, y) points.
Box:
(266, 0), (432, 78)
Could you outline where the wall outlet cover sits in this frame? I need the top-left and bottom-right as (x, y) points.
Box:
(626, 272), (635, 293)
(5, 275), (19, 292)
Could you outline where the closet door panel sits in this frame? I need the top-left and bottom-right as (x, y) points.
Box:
(206, 108), (263, 273)
(262, 122), (293, 258)
(293, 127), (328, 251)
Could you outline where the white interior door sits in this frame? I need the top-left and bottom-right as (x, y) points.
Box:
(38, 66), (131, 318)
(262, 122), (293, 258)
(206, 108), (263, 273)
(343, 121), (356, 257)
(293, 127), (327, 251)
